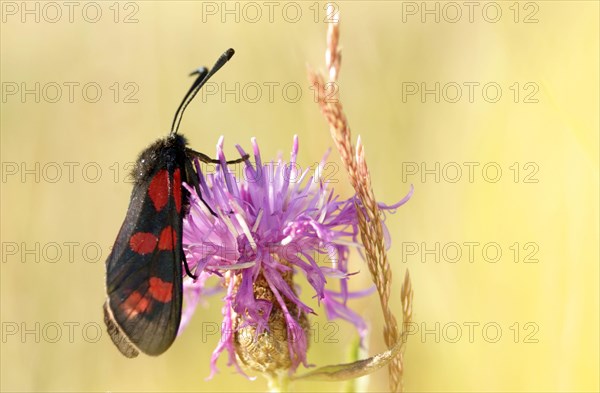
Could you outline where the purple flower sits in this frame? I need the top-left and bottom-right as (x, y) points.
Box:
(180, 136), (412, 379)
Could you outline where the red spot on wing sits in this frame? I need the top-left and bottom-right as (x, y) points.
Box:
(122, 291), (151, 318)
(173, 168), (182, 213)
(148, 277), (173, 302)
(158, 226), (177, 251)
(130, 232), (158, 255)
(148, 170), (170, 211)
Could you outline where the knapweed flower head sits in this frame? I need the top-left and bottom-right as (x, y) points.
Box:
(180, 136), (411, 380)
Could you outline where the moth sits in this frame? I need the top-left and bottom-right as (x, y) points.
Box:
(103, 48), (244, 358)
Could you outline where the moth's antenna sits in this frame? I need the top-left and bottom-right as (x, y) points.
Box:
(170, 48), (235, 135)
(170, 67), (208, 135)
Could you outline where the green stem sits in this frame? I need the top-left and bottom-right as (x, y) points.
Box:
(267, 371), (290, 392)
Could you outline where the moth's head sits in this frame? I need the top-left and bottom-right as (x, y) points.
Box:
(166, 133), (188, 149)
(130, 134), (188, 184)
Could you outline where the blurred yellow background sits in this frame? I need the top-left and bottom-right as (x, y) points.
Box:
(1, 1), (598, 392)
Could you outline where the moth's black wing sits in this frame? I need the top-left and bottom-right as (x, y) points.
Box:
(104, 135), (188, 357)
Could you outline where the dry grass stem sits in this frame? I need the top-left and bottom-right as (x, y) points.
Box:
(308, 15), (414, 392)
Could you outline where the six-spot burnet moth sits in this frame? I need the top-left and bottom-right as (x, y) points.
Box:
(103, 48), (245, 358)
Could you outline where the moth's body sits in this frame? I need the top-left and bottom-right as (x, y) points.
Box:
(104, 134), (191, 357)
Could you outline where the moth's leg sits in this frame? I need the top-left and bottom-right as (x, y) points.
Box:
(181, 249), (198, 280)
(184, 159), (217, 217)
(186, 148), (249, 165)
